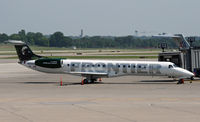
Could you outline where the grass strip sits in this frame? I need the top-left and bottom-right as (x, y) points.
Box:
(0, 55), (158, 60)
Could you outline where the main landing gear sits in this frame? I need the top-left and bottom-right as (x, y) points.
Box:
(81, 77), (102, 85)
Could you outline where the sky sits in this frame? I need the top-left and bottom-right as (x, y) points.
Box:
(0, 0), (200, 36)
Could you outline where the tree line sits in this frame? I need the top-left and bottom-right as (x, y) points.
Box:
(0, 30), (184, 49)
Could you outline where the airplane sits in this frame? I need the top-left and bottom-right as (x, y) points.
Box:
(6, 40), (194, 85)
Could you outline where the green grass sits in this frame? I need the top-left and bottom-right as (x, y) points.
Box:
(0, 52), (159, 56)
(47, 56), (158, 59)
(100, 53), (158, 56)
(0, 43), (162, 60)
(0, 44), (15, 51)
(0, 44), (72, 51)
(0, 56), (18, 59)
(30, 46), (72, 51)
(0, 43), (163, 51)
(0, 55), (158, 59)
(0, 45), (161, 56)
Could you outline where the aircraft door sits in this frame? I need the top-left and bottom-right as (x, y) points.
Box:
(63, 60), (70, 72)
(149, 64), (162, 76)
(168, 64), (175, 77)
(149, 64), (153, 76)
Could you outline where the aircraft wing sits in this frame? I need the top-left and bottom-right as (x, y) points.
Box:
(69, 72), (108, 76)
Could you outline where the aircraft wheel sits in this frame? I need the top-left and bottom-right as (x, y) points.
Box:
(90, 79), (94, 83)
(84, 79), (89, 84)
(177, 79), (184, 84)
(81, 79), (88, 85)
(190, 77), (194, 83)
(82, 78), (96, 85)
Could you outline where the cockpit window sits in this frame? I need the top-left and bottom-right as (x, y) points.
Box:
(168, 65), (173, 68)
(173, 64), (178, 68)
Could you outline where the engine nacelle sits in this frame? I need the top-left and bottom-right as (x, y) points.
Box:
(35, 58), (62, 68)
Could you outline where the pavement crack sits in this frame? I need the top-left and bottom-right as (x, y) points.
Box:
(151, 104), (200, 115)
(0, 107), (33, 122)
(73, 104), (137, 122)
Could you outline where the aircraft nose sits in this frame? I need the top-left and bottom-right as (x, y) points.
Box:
(188, 71), (195, 77)
(182, 69), (194, 77)
(175, 68), (194, 78)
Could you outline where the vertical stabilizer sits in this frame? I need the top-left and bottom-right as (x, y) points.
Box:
(5, 40), (43, 62)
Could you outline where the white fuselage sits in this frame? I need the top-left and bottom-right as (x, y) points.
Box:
(23, 59), (194, 79)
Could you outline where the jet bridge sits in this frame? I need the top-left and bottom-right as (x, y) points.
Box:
(157, 34), (200, 77)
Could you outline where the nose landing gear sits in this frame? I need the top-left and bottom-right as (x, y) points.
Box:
(190, 76), (194, 83)
(177, 77), (195, 84)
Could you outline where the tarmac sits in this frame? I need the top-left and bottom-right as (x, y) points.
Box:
(0, 59), (200, 122)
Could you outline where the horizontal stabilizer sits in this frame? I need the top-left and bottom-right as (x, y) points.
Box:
(4, 40), (25, 45)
